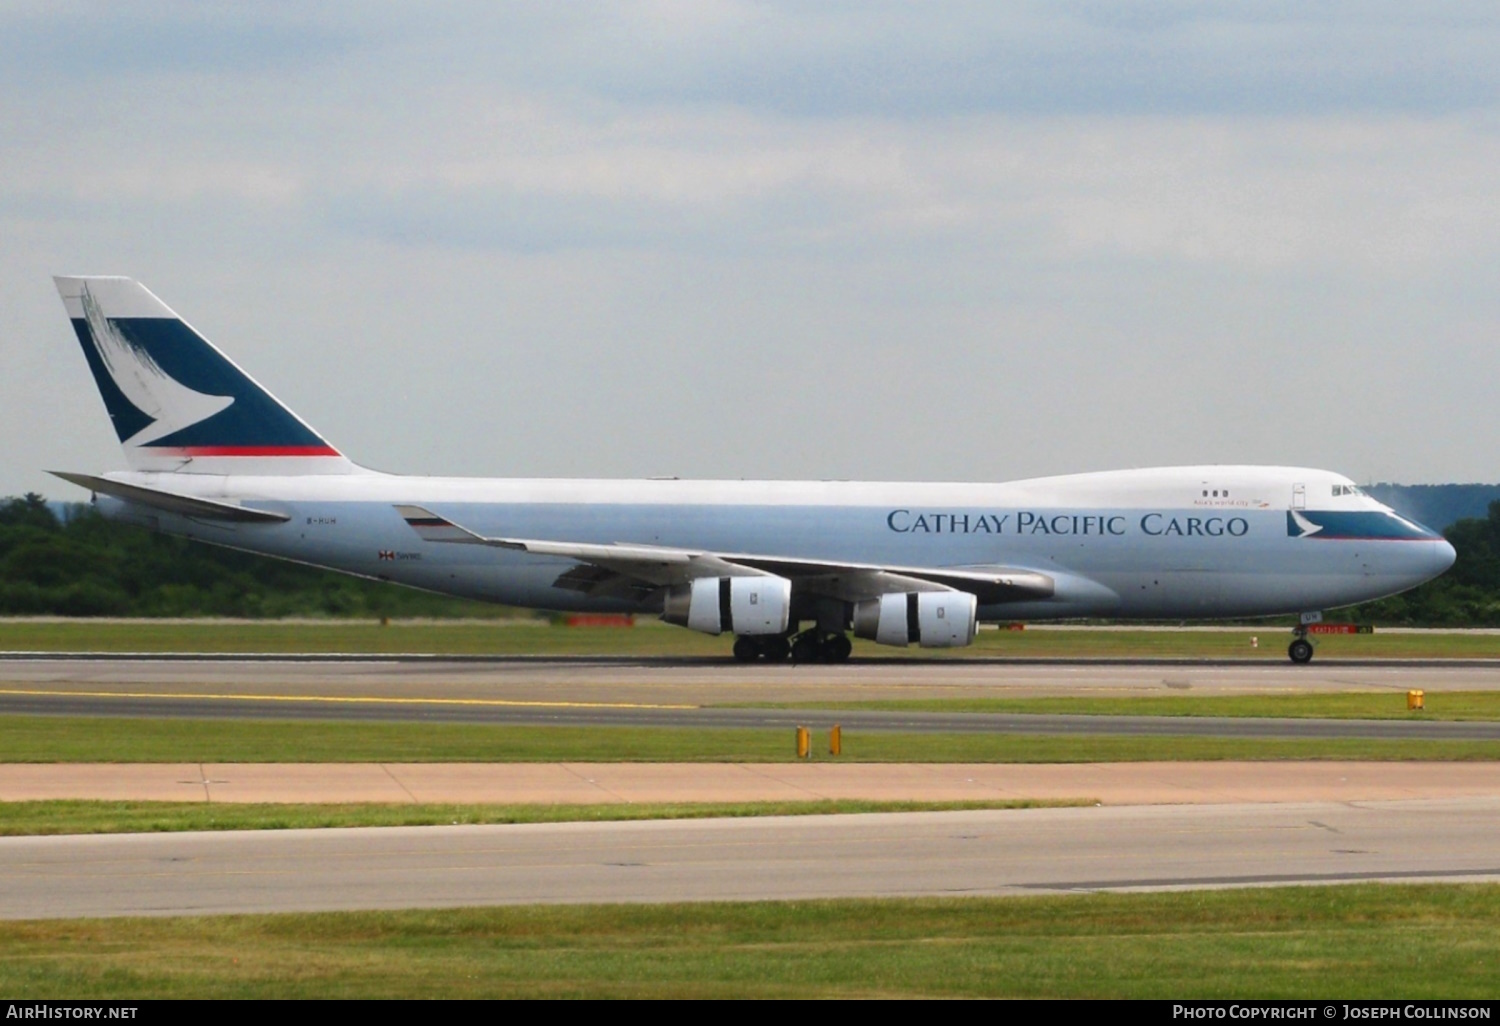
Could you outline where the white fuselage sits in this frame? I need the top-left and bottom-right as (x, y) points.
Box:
(94, 464), (1456, 621)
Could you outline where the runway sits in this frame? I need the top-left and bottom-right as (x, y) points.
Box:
(2, 656), (1499, 738)
(4, 687), (1499, 739)
(7, 654), (1500, 703)
(2, 798), (1495, 918)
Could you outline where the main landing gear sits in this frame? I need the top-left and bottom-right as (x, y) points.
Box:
(790, 630), (852, 664)
(731, 631), (852, 663)
(732, 635), (792, 662)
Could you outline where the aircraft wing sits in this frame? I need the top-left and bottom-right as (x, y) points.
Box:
(394, 505), (1052, 604)
(51, 471), (291, 523)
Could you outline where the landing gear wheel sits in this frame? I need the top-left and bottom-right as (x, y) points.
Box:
(764, 637), (792, 662)
(822, 634), (852, 662)
(1288, 638), (1314, 664)
(791, 635), (820, 663)
(733, 636), (761, 662)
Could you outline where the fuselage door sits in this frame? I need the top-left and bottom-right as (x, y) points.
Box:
(1292, 483), (1306, 510)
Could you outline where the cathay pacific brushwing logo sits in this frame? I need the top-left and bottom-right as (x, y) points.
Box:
(1288, 510), (1324, 538)
(79, 283), (233, 447)
(1286, 509), (1437, 541)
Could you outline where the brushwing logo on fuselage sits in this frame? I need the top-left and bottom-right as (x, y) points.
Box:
(1288, 509), (1324, 538)
(78, 283), (233, 447)
(1287, 508), (1437, 541)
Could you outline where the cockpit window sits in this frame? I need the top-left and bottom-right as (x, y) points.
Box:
(1332, 485), (1364, 497)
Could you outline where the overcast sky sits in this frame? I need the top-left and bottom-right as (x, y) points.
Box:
(4, 2), (1499, 497)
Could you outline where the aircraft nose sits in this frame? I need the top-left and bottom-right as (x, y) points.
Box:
(1433, 538), (1457, 575)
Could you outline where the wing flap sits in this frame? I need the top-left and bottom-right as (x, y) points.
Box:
(727, 556), (1052, 603)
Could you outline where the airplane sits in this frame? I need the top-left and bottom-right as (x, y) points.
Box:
(48, 276), (1456, 664)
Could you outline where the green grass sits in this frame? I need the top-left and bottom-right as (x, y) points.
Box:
(4, 620), (1500, 659)
(741, 691), (1500, 720)
(3, 885), (1498, 997)
(0, 619), (728, 656)
(0, 798), (1086, 836)
(4, 714), (1500, 763)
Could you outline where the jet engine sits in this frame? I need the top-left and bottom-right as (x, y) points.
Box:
(852, 590), (978, 648)
(662, 575), (793, 636)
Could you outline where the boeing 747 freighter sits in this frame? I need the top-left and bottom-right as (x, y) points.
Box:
(49, 277), (1455, 663)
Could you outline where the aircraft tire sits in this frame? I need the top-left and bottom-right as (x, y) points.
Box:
(791, 636), (820, 663)
(733, 636), (761, 662)
(764, 637), (792, 661)
(823, 634), (853, 662)
(1288, 638), (1314, 664)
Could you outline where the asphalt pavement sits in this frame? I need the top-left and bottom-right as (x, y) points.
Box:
(2, 798), (1495, 918)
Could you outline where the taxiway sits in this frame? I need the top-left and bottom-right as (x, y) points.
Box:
(1, 656), (1498, 738)
(1, 798), (1495, 918)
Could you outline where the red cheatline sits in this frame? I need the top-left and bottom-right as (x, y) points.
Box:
(151, 445), (343, 457)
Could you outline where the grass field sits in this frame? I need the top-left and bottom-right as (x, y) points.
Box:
(0, 798), (1087, 836)
(2, 885), (1496, 998)
(5, 714), (1500, 763)
(744, 692), (1500, 720)
(4, 619), (1500, 659)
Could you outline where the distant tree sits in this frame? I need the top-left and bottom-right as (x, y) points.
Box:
(0, 496), (521, 619)
(1344, 500), (1500, 626)
(1364, 484), (1500, 533)
(4, 491), (1499, 624)
(0, 493), (58, 531)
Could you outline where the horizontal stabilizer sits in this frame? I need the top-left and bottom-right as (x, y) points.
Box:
(50, 471), (290, 523)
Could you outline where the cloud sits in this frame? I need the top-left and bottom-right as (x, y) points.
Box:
(68, 97), (1490, 280)
(403, 1), (1500, 118)
(3, 2), (1500, 495)
(0, 1), (354, 78)
(7, 2), (1500, 118)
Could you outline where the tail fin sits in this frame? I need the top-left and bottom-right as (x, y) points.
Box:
(54, 276), (360, 475)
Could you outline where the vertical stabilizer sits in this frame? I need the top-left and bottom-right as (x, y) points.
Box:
(54, 276), (361, 475)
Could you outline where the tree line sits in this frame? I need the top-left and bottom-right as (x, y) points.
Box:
(1343, 501), (1500, 626)
(0, 492), (1497, 624)
(0, 495), (506, 618)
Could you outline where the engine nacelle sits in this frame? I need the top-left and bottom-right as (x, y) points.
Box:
(662, 575), (792, 636)
(852, 590), (978, 648)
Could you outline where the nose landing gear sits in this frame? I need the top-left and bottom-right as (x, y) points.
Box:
(1288, 612), (1321, 664)
(1288, 635), (1314, 664)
